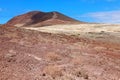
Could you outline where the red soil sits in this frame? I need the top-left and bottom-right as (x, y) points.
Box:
(0, 26), (120, 80)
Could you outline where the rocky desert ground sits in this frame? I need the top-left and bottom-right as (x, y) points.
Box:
(0, 23), (120, 80)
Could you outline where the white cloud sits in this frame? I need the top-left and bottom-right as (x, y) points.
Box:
(81, 10), (120, 23)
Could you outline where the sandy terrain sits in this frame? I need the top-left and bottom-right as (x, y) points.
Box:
(24, 24), (120, 44)
(0, 24), (120, 80)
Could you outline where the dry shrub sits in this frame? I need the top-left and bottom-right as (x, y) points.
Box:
(45, 52), (62, 61)
(71, 69), (89, 79)
(43, 65), (63, 79)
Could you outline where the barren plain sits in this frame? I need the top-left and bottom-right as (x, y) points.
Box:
(0, 23), (120, 80)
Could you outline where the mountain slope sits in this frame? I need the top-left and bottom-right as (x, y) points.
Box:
(6, 11), (84, 27)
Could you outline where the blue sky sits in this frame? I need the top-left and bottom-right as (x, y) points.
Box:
(0, 0), (120, 24)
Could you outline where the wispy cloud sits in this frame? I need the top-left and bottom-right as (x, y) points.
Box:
(81, 10), (120, 23)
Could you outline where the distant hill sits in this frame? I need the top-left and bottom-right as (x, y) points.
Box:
(6, 11), (85, 27)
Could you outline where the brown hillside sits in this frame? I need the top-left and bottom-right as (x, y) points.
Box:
(6, 11), (84, 27)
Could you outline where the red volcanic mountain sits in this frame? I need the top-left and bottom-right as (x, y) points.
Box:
(6, 11), (84, 27)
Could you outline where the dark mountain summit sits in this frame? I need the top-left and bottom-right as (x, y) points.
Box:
(6, 11), (84, 27)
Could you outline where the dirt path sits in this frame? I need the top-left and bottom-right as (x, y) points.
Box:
(52, 12), (58, 19)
